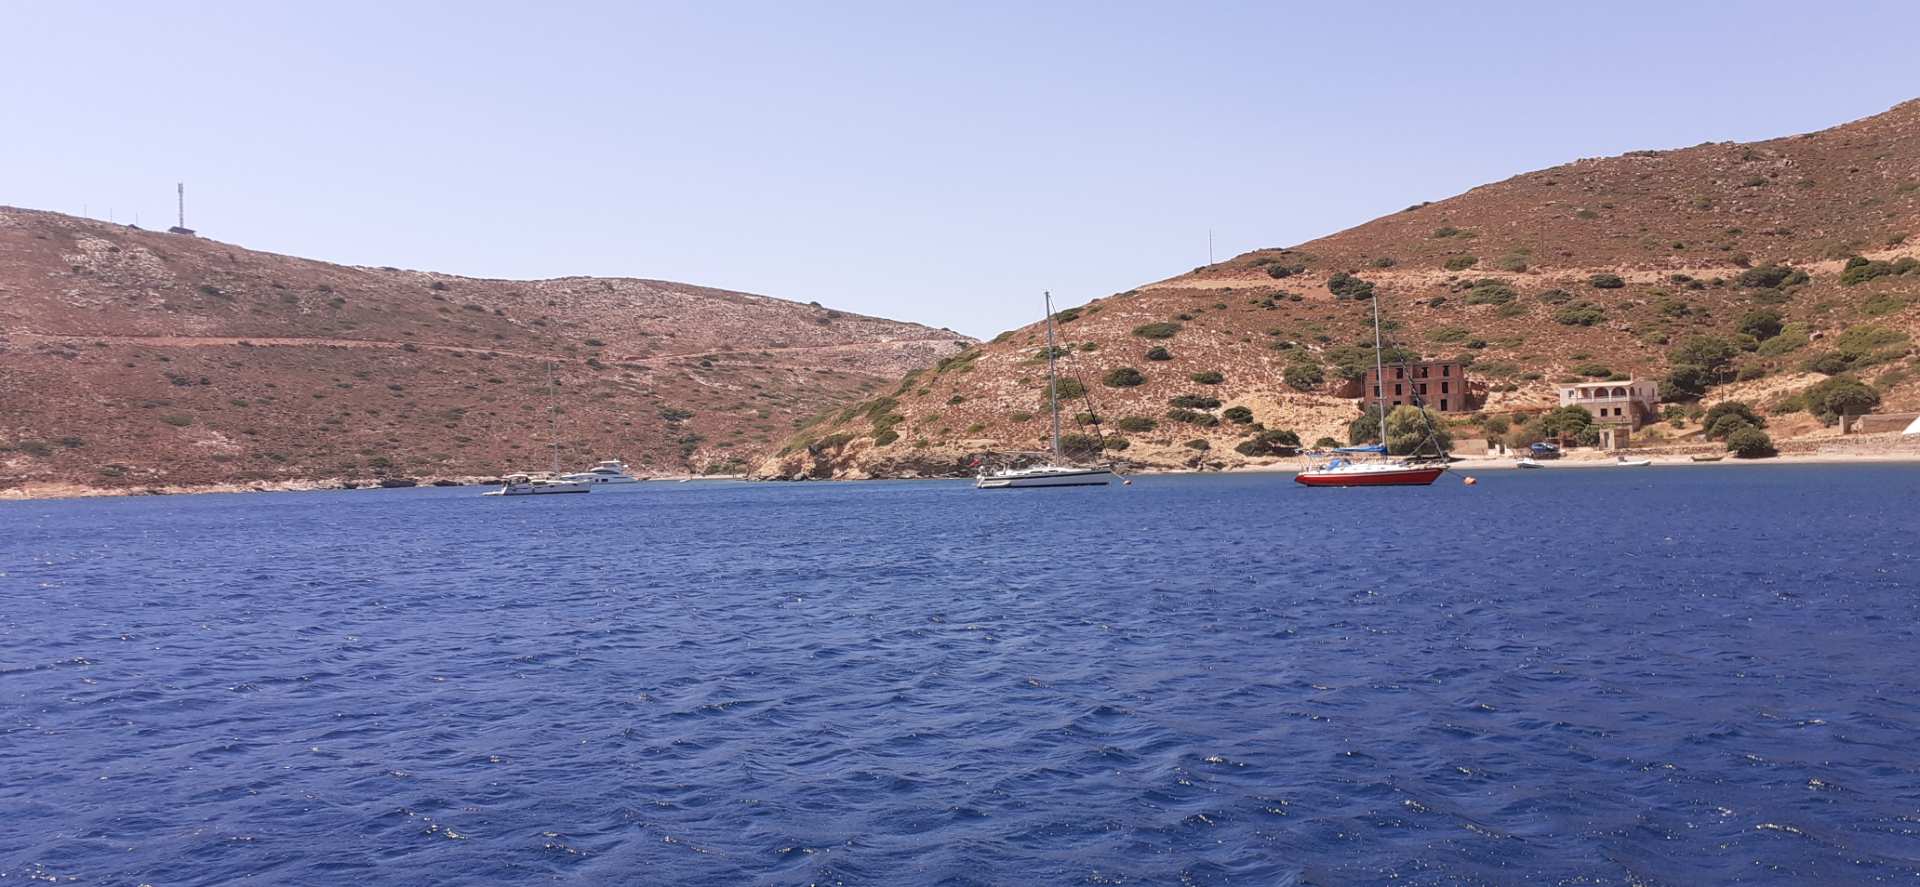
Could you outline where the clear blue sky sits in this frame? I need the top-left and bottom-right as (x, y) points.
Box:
(6, 1), (1917, 338)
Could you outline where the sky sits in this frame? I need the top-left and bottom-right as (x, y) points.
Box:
(5, 2), (1918, 339)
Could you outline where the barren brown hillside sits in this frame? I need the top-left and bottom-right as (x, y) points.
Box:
(0, 207), (970, 492)
(763, 100), (1920, 479)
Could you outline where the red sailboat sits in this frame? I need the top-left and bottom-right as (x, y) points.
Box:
(1295, 293), (1448, 488)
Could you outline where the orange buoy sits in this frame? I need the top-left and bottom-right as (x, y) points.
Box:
(1463, 476), (1478, 486)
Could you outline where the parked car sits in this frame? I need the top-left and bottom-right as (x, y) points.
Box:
(1528, 441), (1563, 459)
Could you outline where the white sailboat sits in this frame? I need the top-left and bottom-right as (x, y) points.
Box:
(976, 291), (1115, 489)
(485, 363), (591, 496)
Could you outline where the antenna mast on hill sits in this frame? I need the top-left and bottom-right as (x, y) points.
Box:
(177, 183), (185, 229)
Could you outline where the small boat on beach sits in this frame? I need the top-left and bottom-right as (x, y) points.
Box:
(1691, 453), (1725, 462)
(1517, 457), (1545, 469)
(1614, 456), (1652, 467)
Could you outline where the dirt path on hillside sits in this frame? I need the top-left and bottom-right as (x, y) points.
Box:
(4, 331), (959, 370)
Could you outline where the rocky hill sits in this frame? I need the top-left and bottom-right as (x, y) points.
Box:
(0, 207), (970, 493)
(759, 100), (1920, 478)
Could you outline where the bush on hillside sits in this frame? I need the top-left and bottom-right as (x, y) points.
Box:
(1443, 255), (1479, 271)
(1840, 257), (1895, 286)
(1737, 265), (1798, 289)
(1588, 273), (1626, 289)
(1102, 366), (1145, 387)
(1169, 394), (1221, 410)
(1184, 438), (1211, 450)
(1283, 362), (1324, 391)
(1737, 309), (1784, 341)
(1235, 429), (1302, 457)
(1702, 401), (1764, 433)
(1222, 405), (1254, 425)
(1553, 303), (1607, 326)
(1133, 322), (1182, 339)
(1189, 370), (1224, 385)
(1114, 416), (1156, 432)
(1313, 436), (1340, 449)
(1059, 433), (1102, 461)
(1348, 411), (1381, 445)
(1144, 346), (1173, 361)
(1803, 377), (1880, 424)
(1536, 288), (1574, 304)
(1327, 272), (1375, 300)
(1725, 427), (1776, 458)
(1165, 408), (1219, 427)
(1463, 280), (1516, 305)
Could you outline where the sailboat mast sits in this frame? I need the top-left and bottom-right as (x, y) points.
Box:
(1045, 291), (1062, 461)
(1371, 293), (1388, 440)
(547, 361), (561, 475)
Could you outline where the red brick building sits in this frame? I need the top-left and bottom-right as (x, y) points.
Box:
(1363, 360), (1473, 413)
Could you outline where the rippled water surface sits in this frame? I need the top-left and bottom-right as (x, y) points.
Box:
(4, 467), (1920, 885)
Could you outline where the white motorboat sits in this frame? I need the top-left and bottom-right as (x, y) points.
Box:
(1516, 457), (1545, 469)
(1614, 456), (1652, 467)
(976, 291), (1115, 490)
(484, 473), (591, 496)
(560, 459), (642, 485)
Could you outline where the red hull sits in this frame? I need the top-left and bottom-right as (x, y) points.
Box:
(1294, 466), (1446, 487)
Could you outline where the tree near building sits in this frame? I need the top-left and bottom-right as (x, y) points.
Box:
(1385, 405), (1452, 455)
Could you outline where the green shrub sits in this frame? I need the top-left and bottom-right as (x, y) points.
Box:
(1009, 411), (1035, 423)
(1703, 401), (1764, 435)
(1102, 435), (1130, 451)
(1574, 363), (1612, 377)
(1443, 255), (1478, 271)
(1114, 416), (1156, 432)
(872, 429), (900, 446)
(1536, 288), (1574, 304)
(1725, 427), (1775, 458)
(1385, 406), (1452, 455)
(1664, 363), (1711, 400)
(1348, 411), (1380, 445)
(1313, 436), (1340, 449)
(1283, 362), (1324, 391)
(1165, 408), (1219, 426)
(1432, 226), (1462, 238)
(1496, 254), (1529, 272)
(1803, 352), (1850, 375)
(1736, 309), (1784, 341)
(1222, 405), (1254, 424)
(1428, 326), (1470, 343)
(1736, 265), (1798, 288)
(1368, 257), (1397, 268)
(1234, 429), (1302, 457)
(1553, 303), (1606, 326)
(1803, 377), (1881, 424)
(1169, 394), (1221, 410)
(1840, 257), (1895, 286)
(1041, 378), (1086, 401)
(160, 414), (193, 427)
(1060, 432), (1102, 460)
(1464, 280), (1516, 305)
(1145, 346), (1173, 361)
(1102, 366), (1146, 387)
(1184, 438), (1211, 450)
(1327, 272), (1375, 300)
(1052, 308), (1082, 324)
(1672, 335), (1741, 373)
(1588, 273), (1626, 289)
(1133, 322), (1182, 339)
(1189, 370), (1224, 384)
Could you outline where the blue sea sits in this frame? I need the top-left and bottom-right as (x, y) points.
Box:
(3, 467), (1918, 885)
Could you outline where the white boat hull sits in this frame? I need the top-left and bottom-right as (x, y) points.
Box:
(976, 467), (1113, 488)
(484, 479), (591, 496)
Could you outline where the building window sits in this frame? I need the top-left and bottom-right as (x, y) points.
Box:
(1442, 365), (1451, 377)
(1395, 367), (1404, 379)
(1394, 384), (1402, 395)
(1440, 398), (1449, 410)
(1441, 381), (1450, 394)
(1372, 385), (1380, 397)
